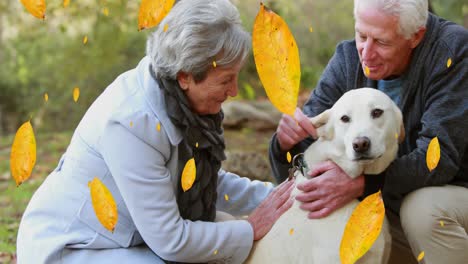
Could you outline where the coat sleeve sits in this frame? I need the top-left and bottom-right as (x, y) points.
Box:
(216, 169), (274, 216)
(100, 117), (253, 263)
(364, 27), (468, 213)
(269, 42), (351, 183)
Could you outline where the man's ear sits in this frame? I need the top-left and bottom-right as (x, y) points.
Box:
(309, 109), (333, 140)
(409, 27), (426, 49)
(176, 72), (191, 90)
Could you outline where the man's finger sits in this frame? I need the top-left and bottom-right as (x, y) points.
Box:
(299, 199), (325, 212)
(308, 161), (334, 177)
(295, 188), (321, 203)
(296, 177), (319, 192)
(308, 207), (332, 219)
(294, 108), (317, 138)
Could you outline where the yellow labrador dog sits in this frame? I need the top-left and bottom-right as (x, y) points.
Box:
(246, 88), (404, 264)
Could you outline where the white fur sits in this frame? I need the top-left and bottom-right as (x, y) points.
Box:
(246, 88), (403, 264)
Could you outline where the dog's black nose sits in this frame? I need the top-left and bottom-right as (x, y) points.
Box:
(353, 137), (371, 153)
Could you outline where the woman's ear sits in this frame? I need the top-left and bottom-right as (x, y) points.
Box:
(176, 72), (191, 90)
(309, 109), (333, 140)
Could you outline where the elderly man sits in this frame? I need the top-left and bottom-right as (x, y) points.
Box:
(269, 0), (468, 263)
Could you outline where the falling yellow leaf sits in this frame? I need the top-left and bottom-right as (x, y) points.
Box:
(309, 26), (313, 32)
(364, 66), (370, 76)
(289, 228), (294, 235)
(286, 151), (292, 163)
(83, 35), (88, 45)
(73, 87), (80, 102)
(163, 24), (168, 32)
(426, 137), (440, 172)
(10, 121), (37, 187)
(181, 158), (196, 192)
(44, 92), (49, 102)
(157, 122), (161, 131)
(20, 0), (46, 19)
(440, 220), (444, 227)
(395, 133), (398, 139)
(88, 177), (118, 232)
(417, 251), (425, 261)
(63, 0), (70, 8)
(212, 61), (217, 68)
(138, 0), (175, 31)
(224, 194), (229, 201)
(213, 249), (218, 255)
(130, 121), (133, 127)
(252, 3), (300, 116)
(447, 58), (452, 68)
(102, 7), (109, 16)
(195, 142), (199, 148)
(340, 191), (385, 264)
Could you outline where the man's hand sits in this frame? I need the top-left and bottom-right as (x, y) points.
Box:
(276, 108), (317, 151)
(295, 161), (365, 219)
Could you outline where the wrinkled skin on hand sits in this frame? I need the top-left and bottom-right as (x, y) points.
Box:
(247, 179), (295, 240)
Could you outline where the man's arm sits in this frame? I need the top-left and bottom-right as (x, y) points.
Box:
(269, 41), (354, 183)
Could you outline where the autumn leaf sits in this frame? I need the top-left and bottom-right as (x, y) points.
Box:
(73, 87), (80, 102)
(20, 0), (46, 19)
(224, 194), (229, 201)
(252, 3), (300, 116)
(340, 191), (385, 264)
(309, 26), (313, 32)
(417, 251), (425, 261)
(156, 122), (161, 131)
(10, 121), (37, 186)
(364, 66), (370, 76)
(63, 0), (69, 8)
(102, 7), (109, 16)
(212, 61), (217, 68)
(289, 228), (294, 235)
(83, 35), (88, 45)
(447, 58), (452, 68)
(88, 177), (118, 232)
(44, 92), (49, 102)
(426, 137), (440, 172)
(286, 151), (292, 163)
(181, 157), (196, 192)
(138, 0), (175, 31)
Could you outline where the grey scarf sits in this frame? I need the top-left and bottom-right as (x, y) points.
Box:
(150, 65), (226, 223)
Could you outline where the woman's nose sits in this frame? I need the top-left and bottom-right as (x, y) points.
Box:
(227, 80), (238, 97)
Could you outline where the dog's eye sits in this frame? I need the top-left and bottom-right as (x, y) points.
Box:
(372, 109), (384, 118)
(340, 115), (350, 123)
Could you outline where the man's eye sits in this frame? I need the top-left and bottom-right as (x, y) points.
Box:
(371, 109), (384, 118)
(341, 115), (350, 123)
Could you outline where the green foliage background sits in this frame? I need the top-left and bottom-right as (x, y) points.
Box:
(0, 0), (466, 134)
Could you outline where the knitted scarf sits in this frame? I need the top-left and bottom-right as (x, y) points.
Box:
(150, 65), (226, 223)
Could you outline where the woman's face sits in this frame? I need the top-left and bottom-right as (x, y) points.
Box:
(354, 8), (425, 80)
(177, 62), (242, 115)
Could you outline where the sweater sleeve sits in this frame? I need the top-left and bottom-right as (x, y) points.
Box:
(269, 41), (352, 183)
(364, 27), (468, 212)
(100, 120), (253, 263)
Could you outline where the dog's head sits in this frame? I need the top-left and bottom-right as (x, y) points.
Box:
(310, 88), (404, 174)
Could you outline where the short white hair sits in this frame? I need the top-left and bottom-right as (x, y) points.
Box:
(354, 0), (428, 39)
(146, 0), (251, 81)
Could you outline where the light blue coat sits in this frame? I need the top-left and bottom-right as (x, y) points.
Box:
(17, 57), (274, 264)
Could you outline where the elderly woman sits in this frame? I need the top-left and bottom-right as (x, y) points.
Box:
(16, 0), (294, 263)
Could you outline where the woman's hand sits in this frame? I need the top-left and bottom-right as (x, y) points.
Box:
(276, 108), (317, 151)
(247, 179), (295, 241)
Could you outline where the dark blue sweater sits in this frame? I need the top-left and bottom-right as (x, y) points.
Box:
(269, 13), (468, 214)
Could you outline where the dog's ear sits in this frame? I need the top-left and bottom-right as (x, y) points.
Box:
(392, 103), (405, 143)
(309, 109), (333, 140)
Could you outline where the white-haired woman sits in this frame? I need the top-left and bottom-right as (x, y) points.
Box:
(17, 0), (294, 263)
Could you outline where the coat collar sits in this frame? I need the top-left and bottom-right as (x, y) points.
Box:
(137, 56), (183, 146)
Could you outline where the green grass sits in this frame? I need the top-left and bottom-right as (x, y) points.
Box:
(0, 131), (72, 262)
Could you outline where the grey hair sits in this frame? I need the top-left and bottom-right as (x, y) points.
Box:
(353, 0), (428, 39)
(146, 0), (251, 82)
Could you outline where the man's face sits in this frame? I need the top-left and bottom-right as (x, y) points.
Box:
(355, 8), (423, 80)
